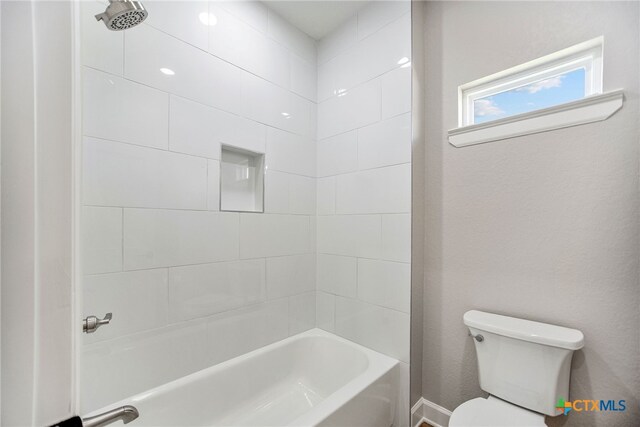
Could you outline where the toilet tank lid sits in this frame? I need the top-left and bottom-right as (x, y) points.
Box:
(464, 310), (585, 350)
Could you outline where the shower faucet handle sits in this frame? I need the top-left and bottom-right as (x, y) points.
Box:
(83, 312), (112, 334)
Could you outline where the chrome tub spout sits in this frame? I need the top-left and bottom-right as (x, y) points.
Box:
(82, 405), (139, 427)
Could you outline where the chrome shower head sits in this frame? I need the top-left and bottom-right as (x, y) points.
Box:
(95, 0), (148, 31)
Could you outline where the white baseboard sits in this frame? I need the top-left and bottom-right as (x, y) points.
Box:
(411, 397), (452, 427)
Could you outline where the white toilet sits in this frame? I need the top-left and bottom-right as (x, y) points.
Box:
(449, 310), (585, 427)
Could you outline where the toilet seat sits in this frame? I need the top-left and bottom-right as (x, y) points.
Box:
(449, 396), (547, 427)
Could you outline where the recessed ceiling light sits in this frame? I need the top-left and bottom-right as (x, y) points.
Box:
(160, 68), (175, 76)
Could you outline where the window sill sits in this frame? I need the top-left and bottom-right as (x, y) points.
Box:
(448, 90), (624, 148)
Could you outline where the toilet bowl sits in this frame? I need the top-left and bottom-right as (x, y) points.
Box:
(450, 310), (584, 427)
(449, 396), (545, 427)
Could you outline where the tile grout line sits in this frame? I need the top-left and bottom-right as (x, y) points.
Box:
(84, 202), (318, 216)
(84, 293), (300, 348)
(316, 10), (410, 67)
(121, 207), (125, 271)
(205, 152), (210, 211)
(84, 132), (320, 180)
(316, 107), (411, 142)
(138, 17), (319, 103)
(82, 65), (316, 141)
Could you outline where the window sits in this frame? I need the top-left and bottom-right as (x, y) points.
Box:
(459, 37), (603, 127)
(449, 36), (623, 148)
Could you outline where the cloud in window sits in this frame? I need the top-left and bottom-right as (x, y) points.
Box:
(517, 75), (564, 94)
(474, 98), (505, 117)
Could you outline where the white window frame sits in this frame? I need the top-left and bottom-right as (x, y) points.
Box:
(458, 36), (604, 127)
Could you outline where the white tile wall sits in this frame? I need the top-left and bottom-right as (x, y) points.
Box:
(241, 72), (314, 137)
(289, 175), (316, 215)
(83, 68), (169, 149)
(125, 24), (244, 114)
(239, 214), (310, 258)
(309, 216), (317, 253)
(82, 207), (122, 275)
(357, 0), (411, 40)
(123, 209), (240, 270)
(266, 128), (316, 176)
(317, 9), (411, 101)
(209, 5), (290, 88)
(316, 291), (336, 332)
(317, 15), (357, 64)
(169, 95), (266, 159)
(168, 259), (266, 322)
(82, 319), (209, 412)
(83, 269), (169, 344)
(316, 177), (336, 215)
(144, 0), (209, 50)
(358, 113), (411, 170)
(83, 137), (208, 210)
(357, 259), (410, 312)
(266, 254), (315, 299)
(289, 291), (316, 335)
(83, 294), (299, 412)
(85, 298), (291, 413)
(381, 214), (411, 263)
(317, 78), (381, 139)
(217, 1), (268, 32)
(317, 50), (361, 102)
(81, 1), (123, 76)
(205, 298), (290, 364)
(264, 170), (290, 213)
(317, 254), (357, 297)
(381, 65), (412, 120)
(316, 131), (358, 177)
(357, 13), (411, 83)
(267, 9), (316, 64)
(334, 296), (409, 363)
(207, 160), (221, 211)
(317, 215), (381, 258)
(314, 2), (412, 399)
(290, 54), (317, 101)
(335, 164), (411, 214)
(81, 0), (411, 412)
(309, 102), (318, 142)
(81, 1), (321, 410)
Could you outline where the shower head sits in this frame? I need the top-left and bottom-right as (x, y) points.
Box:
(95, 0), (148, 31)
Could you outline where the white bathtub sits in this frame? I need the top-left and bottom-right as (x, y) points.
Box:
(87, 329), (400, 426)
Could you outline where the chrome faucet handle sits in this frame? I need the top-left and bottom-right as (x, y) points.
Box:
(83, 312), (112, 334)
(83, 405), (139, 427)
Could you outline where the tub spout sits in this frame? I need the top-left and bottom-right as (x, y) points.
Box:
(82, 405), (139, 427)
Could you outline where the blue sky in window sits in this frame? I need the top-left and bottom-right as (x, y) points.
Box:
(473, 68), (586, 124)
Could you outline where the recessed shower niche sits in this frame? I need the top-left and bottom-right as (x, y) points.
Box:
(220, 145), (265, 213)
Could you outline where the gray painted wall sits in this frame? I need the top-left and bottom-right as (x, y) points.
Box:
(419, 2), (639, 426)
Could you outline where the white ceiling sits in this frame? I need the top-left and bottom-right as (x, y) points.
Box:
(262, 1), (369, 40)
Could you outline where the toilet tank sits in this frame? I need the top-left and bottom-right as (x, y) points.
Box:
(464, 310), (584, 417)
